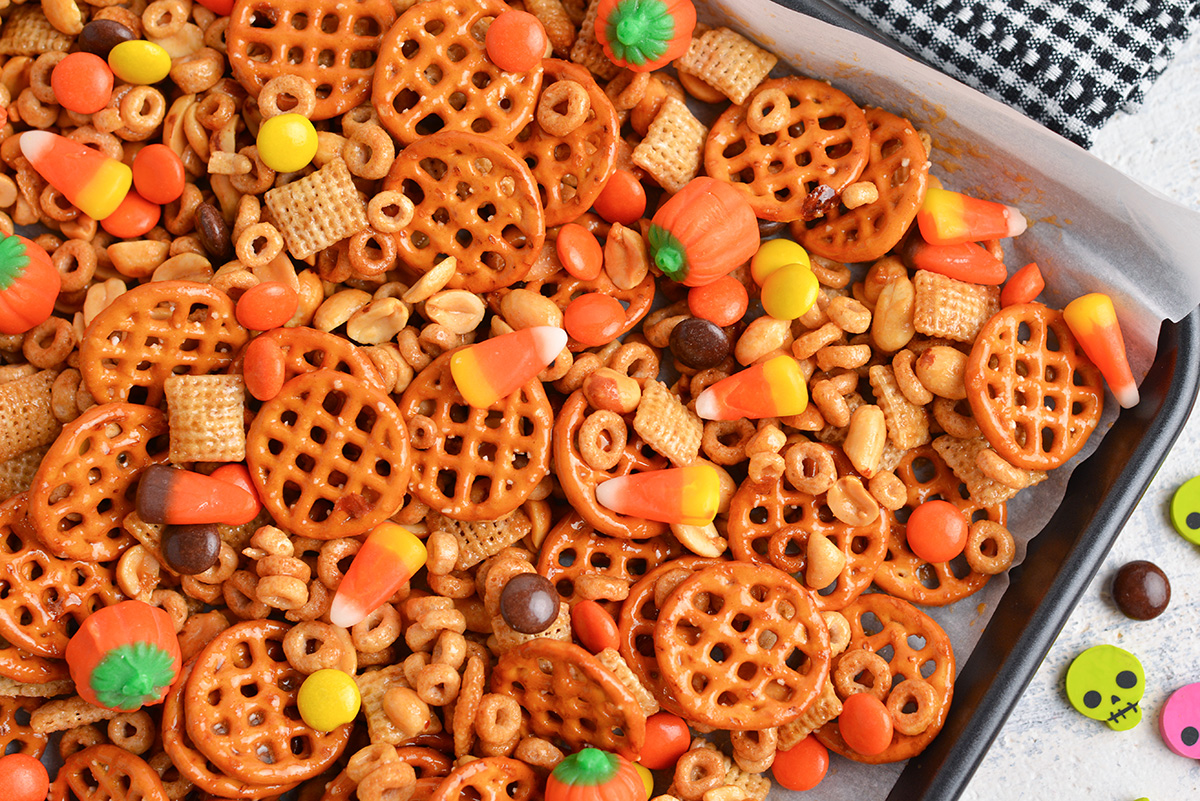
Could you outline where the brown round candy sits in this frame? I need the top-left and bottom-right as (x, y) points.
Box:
(162, 524), (221, 576)
(669, 317), (731, 369)
(77, 19), (135, 57)
(499, 573), (559, 634)
(1112, 560), (1170, 620)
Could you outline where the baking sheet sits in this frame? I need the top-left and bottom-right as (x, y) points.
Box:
(690, 0), (1200, 797)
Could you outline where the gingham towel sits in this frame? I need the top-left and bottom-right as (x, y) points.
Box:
(837, 0), (1200, 147)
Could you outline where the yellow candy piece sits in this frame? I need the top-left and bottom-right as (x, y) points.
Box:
(634, 762), (653, 799)
(107, 40), (171, 85)
(297, 668), (361, 732)
(761, 262), (819, 320)
(751, 238), (810, 285)
(257, 113), (319, 173)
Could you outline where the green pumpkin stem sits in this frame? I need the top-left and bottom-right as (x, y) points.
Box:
(0, 234), (30, 291)
(89, 641), (177, 711)
(604, 0), (674, 66)
(647, 224), (688, 282)
(554, 747), (618, 786)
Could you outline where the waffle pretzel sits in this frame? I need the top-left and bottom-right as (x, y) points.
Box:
(553, 389), (670, 539)
(815, 593), (955, 763)
(29, 402), (171, 562)
(373, 0), (543, 145)
(491, 639), (646, 760)
(872, 445), (1002, 606)
(726, 443), (888, 611)
(246, 370), (412, 539)
(49, 744), (168, 801)
(428, 757), (541, 801)
(185, 620), (352, 785)
(385, 130), (546, 293)
(226, 0), (396, 120)
(965, 302), (1104, 470)
(0, 695), (47, 758)
(509, 59), (619, 228)
(793, 106), (930, 262)
(80, 281), (249, 407)
(398, 350), (552, 521)
(654, 561), (831, 730)
(704, 76), (871, 221)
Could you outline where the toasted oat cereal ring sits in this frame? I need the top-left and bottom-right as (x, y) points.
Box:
(0, 695), (47, 758)
(185, 620), (351, 785)
(727, 444), (888, 611)
(398, 350), (552, 522)
(617, 556), (721, 718)
(816, 593), (954, 763)
(428, 756), (539, 801)
(80, 281), (248, 407)
(385, 130), (544, 293)
(373, 0), (542, 146)
(49, 744), (168, 801)
(792, 107), (930, 262)
(0, 635), (70, 684)
(537, 513), (681, 613)
(29, 402), (170, 562)
(552, 389), (669, 539)
(654, 561), (831, 730)
(226, 0), (396, 120)
(162, 661), (298, 799)
(491, 639), (646, 760)
(965, 302), (1104, 470)
(704, 77), (871, 222)
(247, 370), (412, 539)
(508, 59), (619, 228)
(231, 326), (389, 399)
(872, 445), (1002, 606)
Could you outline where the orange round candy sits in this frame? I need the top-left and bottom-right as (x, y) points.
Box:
(772, 735), (828, 791)
(571, 598), (619, 653)
(50, 52), (113, 115)
(485, 10), (548, 73)
(99, 190), (159, 238)
(242, 333), (287, 401)
(0, 754), (49, 801)
(688, 275), (748, 327)
(556, 223), (603, 281)
(133, 143), (186, 205)
(905, 498), (969, 564)
(638, 711), (691, 770)
(839, 692), (894, 756)
(236, 281), (300, 331)
(563, 293), (625, 347)
(593, 168), (647, 225)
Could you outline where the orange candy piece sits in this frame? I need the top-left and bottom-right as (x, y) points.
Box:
(905, 499), (968, 563)
(242, 334), (287, 401)
(564, 293), (625, 346)
(906, 238), (1007, 285)
(838, 692), (894, 756)
(695, 354), (808, 420)
(209, 463), (263, 521)
(450, 326), (568, 408)
(50, 52), (113, 115)
(688, 274), (748, 327)
(135, 464), (260, 526)
(917, 187), (1026, 246)
(595, 464), (721, 526)
(99, 190), (160, 238)
(484, 10), (548, 72)
(330, 523), (427, 627)
(1063, 292), (1139, 408)
(556, 223), (603, 281)
(20, 130), (131, 221)
(1000, 262), (1045, 307)
(236, 281), (300, 330)
(571, 599), (620, 653)
(772, 735), (829, 791)
(132, 143), (186, 205)
(592, 168), (647, 225)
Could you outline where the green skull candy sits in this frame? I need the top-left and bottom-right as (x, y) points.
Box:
(1065, 644), (1145, 731)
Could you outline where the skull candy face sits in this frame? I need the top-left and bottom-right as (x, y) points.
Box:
(1160, 682), (1200, 757)
(1065, 644), (1144, 731)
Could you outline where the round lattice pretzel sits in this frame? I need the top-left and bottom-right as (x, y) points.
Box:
(226, 0), (396, 120)
(726, 444), (888, 611)
(246, 370), (412, 539)
(185, 620), (351, 785)
(792, 106), (930, 262)
(508, 59), (620, 228)
(704, 77), (871, 222)
(428, 757), (541, 801)
(553, 389), (669, 539)
(815, 593), (955, 763)
(80, 281), (248, 407)
(654, 560), (831, 730)
(872, 445), (1003, 606)
(373, 0), (542, 145)
(490, 639), (646, 760)
(385, 130), (546, 293)
(398, 350), (552, 521)
(28, 402), (170, 562)
(0, 695), (47, 759)
(49, 744), (169, 801)
(965, 302), (1105, 470)
(537, 513), (681, 612)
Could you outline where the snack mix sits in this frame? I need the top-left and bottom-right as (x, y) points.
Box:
(0, 0), (1140, 798)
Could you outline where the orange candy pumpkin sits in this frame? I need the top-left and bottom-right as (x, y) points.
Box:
(0, 234), (61, 335)
(647, 177), (760, 287)
(545, 747), (646, 801)
(65, 600), (182, 712)
(594, 0), (696, 72)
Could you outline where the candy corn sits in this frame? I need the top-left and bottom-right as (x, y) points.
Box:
(905, 238), (1007, 285)
(917, 188), (1026, 246)
(20, 130), (131, 221)
(135, 464), (259, 526)
(329, 523), (427, 628)
(450, 326), (568, 408)
(1063, 293), (1139, 408)
(594, 464), (721, 526)
(695, 354), (808, 421)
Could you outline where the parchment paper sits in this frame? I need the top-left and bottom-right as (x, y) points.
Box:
(691, 1), (1200, 797)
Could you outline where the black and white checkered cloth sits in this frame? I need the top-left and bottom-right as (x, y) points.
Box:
(837, 0), (1200, 147)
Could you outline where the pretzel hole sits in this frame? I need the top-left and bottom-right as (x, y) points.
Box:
(248, 43), (271, 64)
(691, 673), (709, 693)
(311, 498), (335, 522)
(283, 480), (301, 504)
(1041, 427), (1056, 453)
(785, 648), (807, 671)
(589, 553), (611, 569)
(756, 630), (777, 649)
(436, 470), (457, 498)
(417, 113), (445, 136)
(249, 11), (276, 28)
(329, 470), (348, 488)
(469, 477), (492, 503)
(240, 683), (259, 698)
(290, 12), (308, 29)
(60, 512), (84, 532)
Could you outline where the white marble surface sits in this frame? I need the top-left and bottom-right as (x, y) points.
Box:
(960, 27), (1200, 801)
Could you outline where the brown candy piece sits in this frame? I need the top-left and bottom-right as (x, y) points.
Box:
(161, 523), (222, 575)
(499, 573), (560, 634)
(670, 317), (731, 369)
(1113, 560), (1170, 620)
(77, 18), (135, 57)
